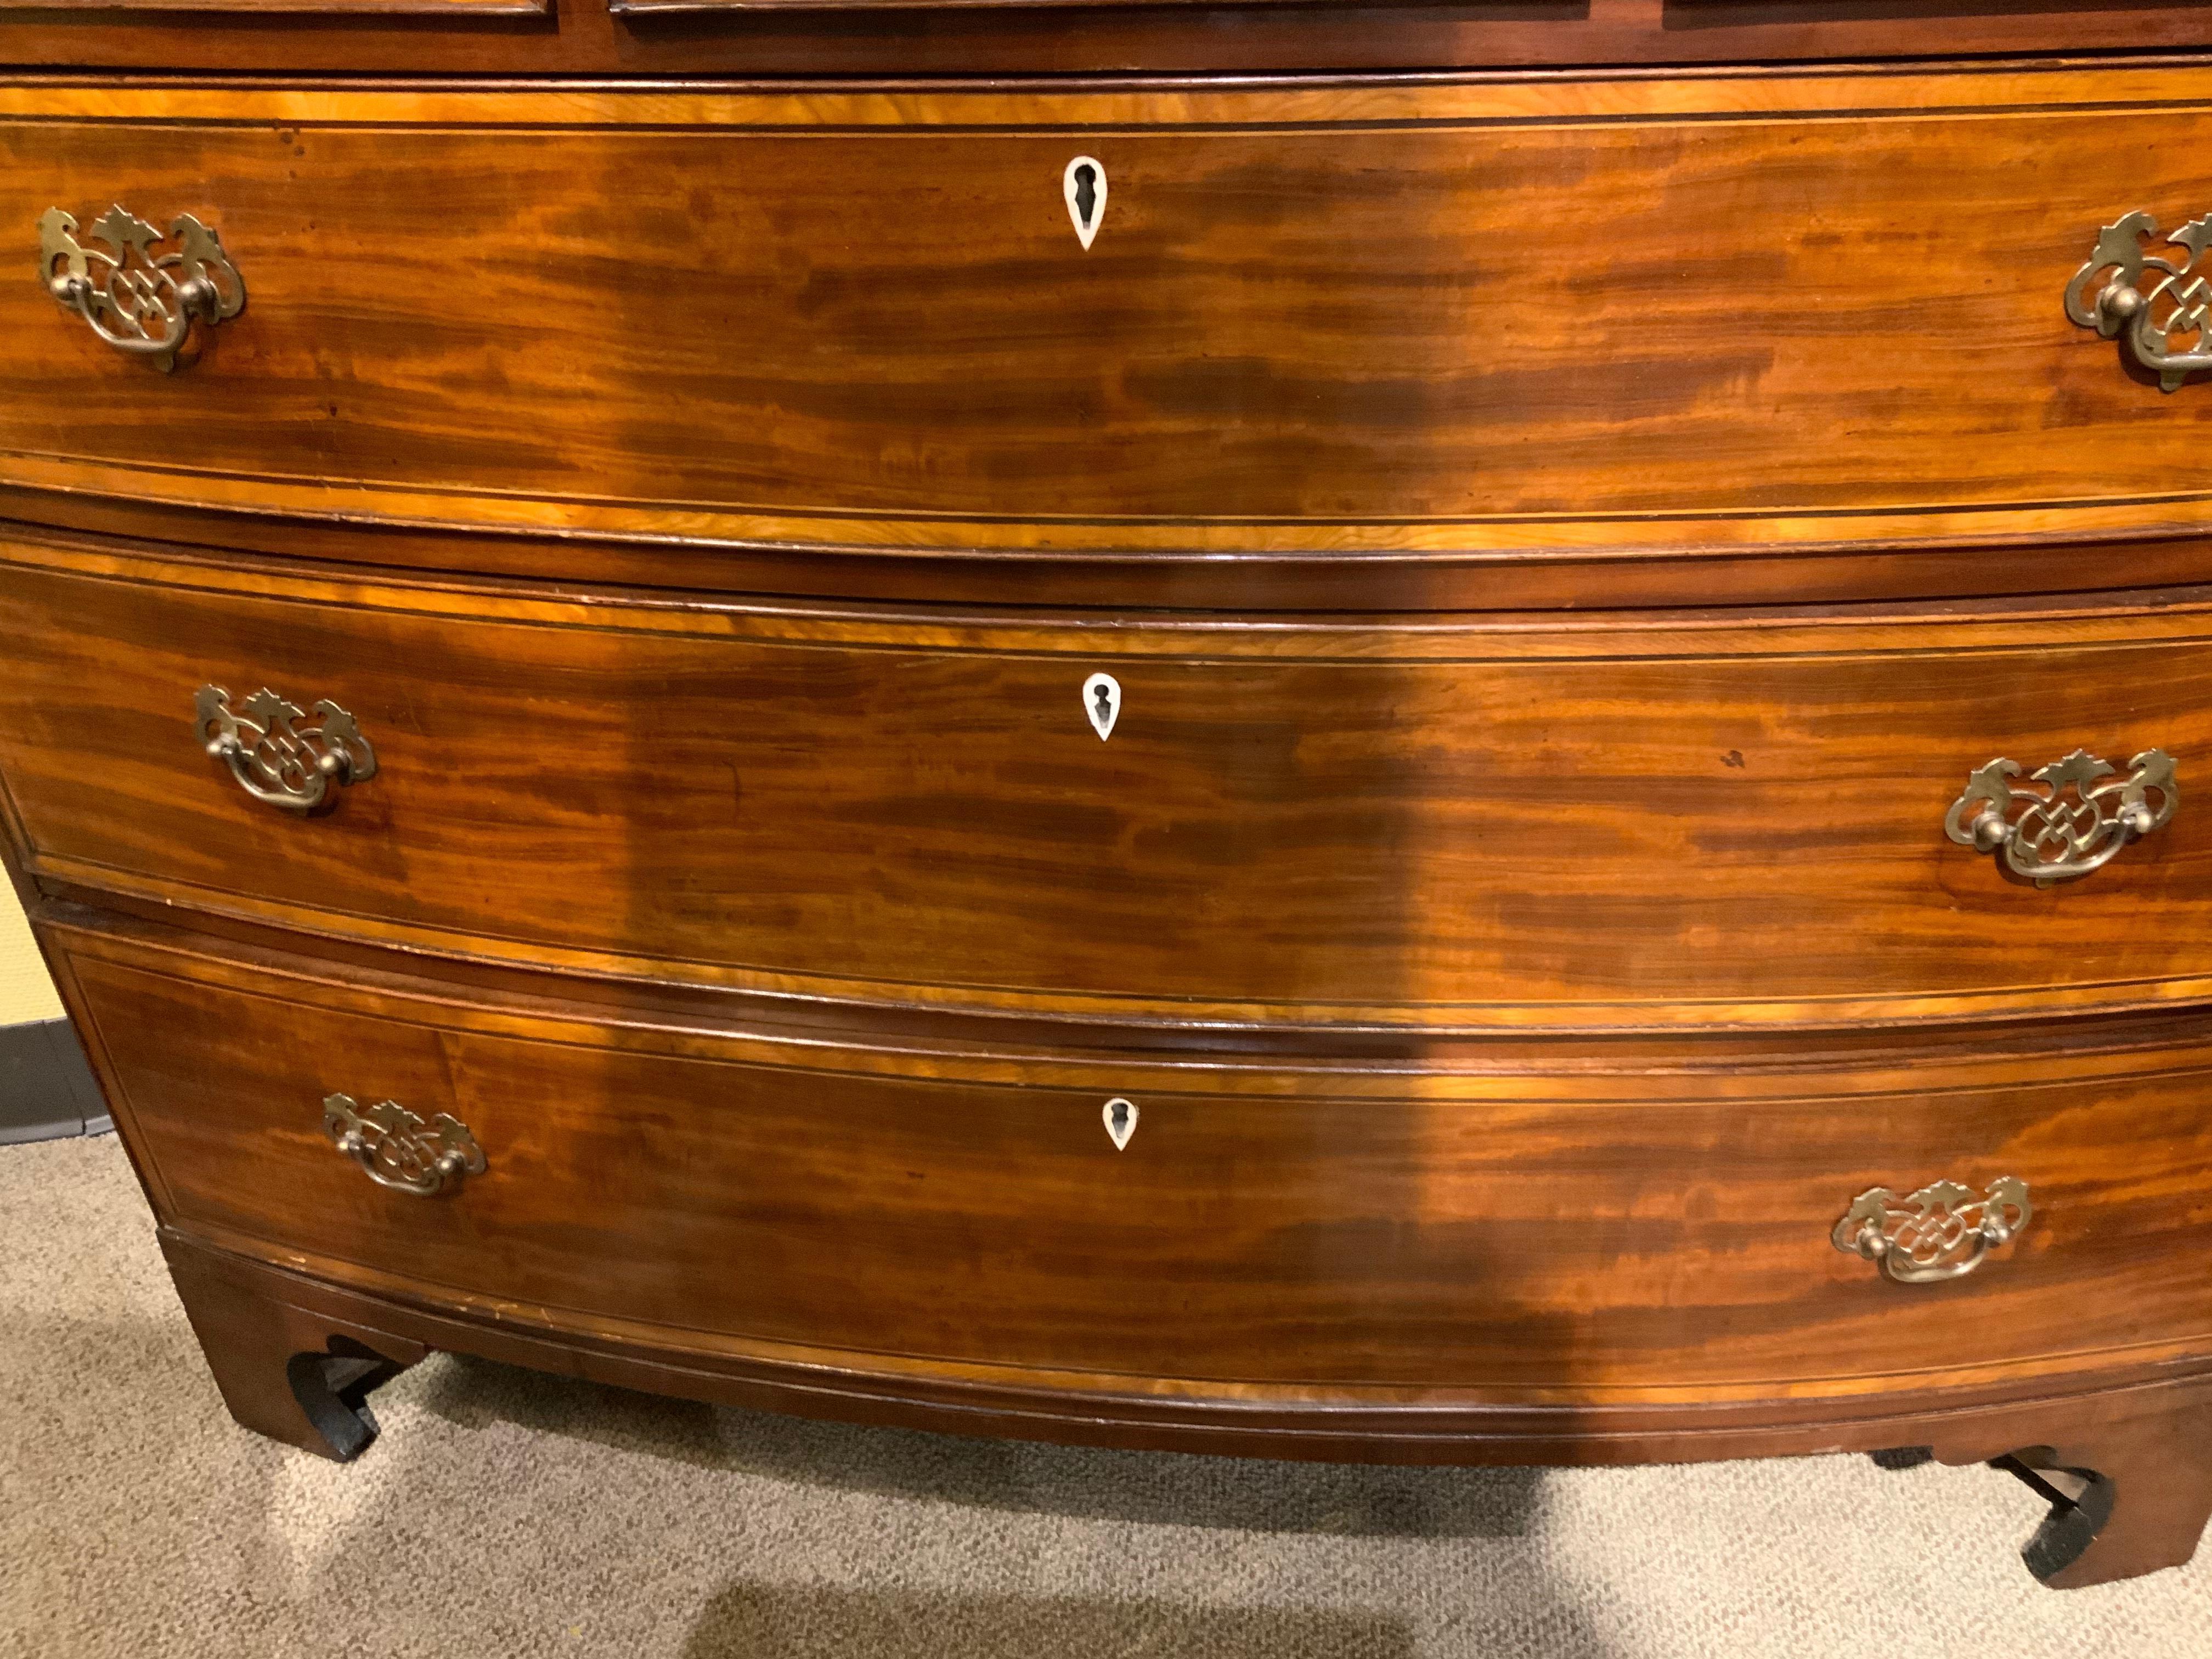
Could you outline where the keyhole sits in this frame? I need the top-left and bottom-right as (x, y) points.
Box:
(1082, 672), (1121, 740)
(1063, 156), (1108, 251)
(1102, 1097), (1138, 1150)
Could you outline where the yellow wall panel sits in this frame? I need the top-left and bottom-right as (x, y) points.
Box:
(0, 886), (61, 1025)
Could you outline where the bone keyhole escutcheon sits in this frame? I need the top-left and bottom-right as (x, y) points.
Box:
(1064, 157), (1107, 250)
(1083, 672), (1121, 740)
(1103, 1097), (1138, 1150)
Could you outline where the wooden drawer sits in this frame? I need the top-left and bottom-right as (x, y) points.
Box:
(0, 0), (539, 12)
(11, 12), (2212, 80)
(57, 919), (2212, 1399)
(9, 74), (2212, 587)
(2, 534), (2208, 1031)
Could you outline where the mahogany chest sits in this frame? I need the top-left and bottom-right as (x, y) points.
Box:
(7, 0), (2212, 1592)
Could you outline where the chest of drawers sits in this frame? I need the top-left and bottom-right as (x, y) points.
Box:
(8, 23), (2212, 1593)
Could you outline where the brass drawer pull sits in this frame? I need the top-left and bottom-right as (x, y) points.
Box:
(1945, 747), (2176, 887)
(2068, 211), (2212, 391)
(1833, 1176), (2031, 1284)
(39, 205), (244, 372)
(323, 1094), (485, 1197)
(196, 686), (377, 813)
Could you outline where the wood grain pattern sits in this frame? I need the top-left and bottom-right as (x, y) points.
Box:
(56, 920), (2212, 1398)
(12, 51), (2212, 1590)
(162, 1221), (2212, 1590)
(162, 1237), (426, 1463)
(143, 1217), (2212, 1472)
(4, 5), (2212, 77)
(149, 1222), (2212, 1585)
(5, 75), (2212, 567)
(14, 482), (2212, 614)
(3, 533), (2209, 1030)
(0, 0), (540, 12)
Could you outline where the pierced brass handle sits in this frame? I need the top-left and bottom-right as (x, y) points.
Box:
(1833, 1177), (2031, 1284)
(196, 686), (377, 813)
(39, 205), (244, 372)
(1945, 747), (2175, 887)
(2068, 211), (2212, 392)
(323, 1094), (485, 1197)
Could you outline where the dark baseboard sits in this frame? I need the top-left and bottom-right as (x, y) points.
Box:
(0, 1018), (109, 1144)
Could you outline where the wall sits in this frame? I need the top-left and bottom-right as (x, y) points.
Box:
(0, 887), (62, 1026)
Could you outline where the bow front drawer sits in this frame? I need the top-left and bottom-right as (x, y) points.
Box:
(1, 536), (2207, 1030)
(55, 922), (2212, 1400)
(10, 76), (2212, 596)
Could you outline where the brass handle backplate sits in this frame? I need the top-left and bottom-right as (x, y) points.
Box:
(2068, 211), (2212, 391)
(323, 1094), (485, 1197)
(1945, 747), (2176, 887)
(39, 205), (244, 371)
(196, 685), (377, 813)
(1833, 1176), (2032, 1284)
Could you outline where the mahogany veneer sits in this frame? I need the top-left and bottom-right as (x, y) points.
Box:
(6, 75), (2212, 574)
(5, 535), (2212, 1031)
(56, 922), (2212, 1395)
(7, 1), (2212, 1594)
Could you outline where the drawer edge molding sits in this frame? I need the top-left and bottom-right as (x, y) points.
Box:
(20, 523), (2212, 659)
(9, 67), (2212, 129)
(35, 853), (2212, 1037)
(49, 901), (2212, 1097)
(158, 1234), (2212, 1590)
(160, 1224), (2212, 1447)
(18, 482), (2212, 615)
(0, 0), (546, 12)
(14, 448), (2212, 567)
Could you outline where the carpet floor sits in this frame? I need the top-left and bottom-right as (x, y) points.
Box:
(4, 1133), (2211, 1659)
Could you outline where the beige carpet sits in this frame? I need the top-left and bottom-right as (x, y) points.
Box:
(5, 1135), (2212, 1659)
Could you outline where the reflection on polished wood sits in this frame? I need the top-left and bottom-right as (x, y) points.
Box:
(8, 14), (2212, 1591)
(3, 533), (2210, 1030)
(4, 0), (2212, 76)
(54, 922), (2212, 1396)
(6, 77), (2212, 569)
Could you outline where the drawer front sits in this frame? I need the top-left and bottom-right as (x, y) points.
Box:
(8, 76), (2212, 568)
(6, 16), (2212, 81)
(61, 927), (2212, 1396)
(0, 0), (538, 11)
(3, 539), (2209, 1028)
